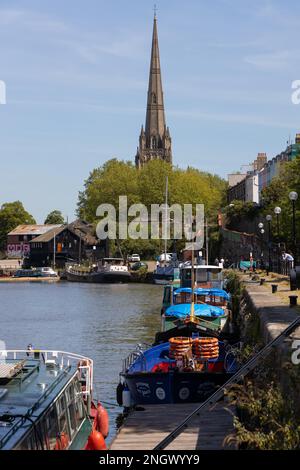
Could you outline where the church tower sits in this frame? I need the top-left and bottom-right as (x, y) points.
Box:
(135, 15), (172, 168)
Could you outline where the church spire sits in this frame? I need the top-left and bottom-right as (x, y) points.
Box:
(135, 15), (172, 168)
(145, 14), (166, 138)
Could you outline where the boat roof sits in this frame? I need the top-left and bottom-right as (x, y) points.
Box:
(165, 303), (225, 318)
(180, 264), (223, 270)
(174, 287), (230, 299)
(0, 350), (91, 450)
(102, 258), (124, 261)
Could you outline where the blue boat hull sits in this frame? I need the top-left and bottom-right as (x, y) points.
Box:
(124, 370), (233, 405)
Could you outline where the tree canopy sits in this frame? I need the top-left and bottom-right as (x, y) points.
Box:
(44, 210), (65, 225)
(77, 159), (227, 258)
(0, 201), (36, 250)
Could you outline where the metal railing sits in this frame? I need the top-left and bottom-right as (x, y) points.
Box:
(122, 344), (151, 373)
(0, 349), (93, 400)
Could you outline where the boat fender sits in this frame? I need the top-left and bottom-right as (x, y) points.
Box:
(116, 382), (124, 406)
(122, 385), (131, 408)
(96, 402), (109, 438)
(85, 429), (107, 450)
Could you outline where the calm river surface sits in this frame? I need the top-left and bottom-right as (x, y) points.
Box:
(0, 281), (163, 443)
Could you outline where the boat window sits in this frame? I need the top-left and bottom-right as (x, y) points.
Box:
(44, 406), (59, 450)
(16, 432), (32, 450)
(196, 270), (208, 282)
(174, 292), (192, 304)
(67, 402), (77, 436)
(163, 286), (171, 304)
(56, 392), (70, 442)
(66, 383), (75, 404)
(59, 410), (68, 437)
(58, 393), (67, 415)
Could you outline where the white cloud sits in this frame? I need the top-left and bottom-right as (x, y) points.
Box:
(0, 8), (68, 33)
(244, 50), (293, 70)
(169, 108), (296, 129)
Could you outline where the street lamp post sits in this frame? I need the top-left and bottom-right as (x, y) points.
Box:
(289, 191), (298, 263)
(266, 214), (272, 273)
(274, 206), (282, 273)
(258, 223), (264, 269)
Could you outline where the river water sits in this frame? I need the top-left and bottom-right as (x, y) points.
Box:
(0, 281), (163, 443)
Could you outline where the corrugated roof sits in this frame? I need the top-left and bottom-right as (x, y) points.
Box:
(8, 224), (63, 236)
(29, 225), (66, 243)
(29, 220), (99, 245)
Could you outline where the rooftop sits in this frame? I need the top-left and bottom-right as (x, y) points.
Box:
(29, 219), (99, 245)
(8, 225), (62, 236)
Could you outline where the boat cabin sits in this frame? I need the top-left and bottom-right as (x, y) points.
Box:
(98, 258), (129, 272)
(180, 264), (224, 289)
(0, 350), (93, 450)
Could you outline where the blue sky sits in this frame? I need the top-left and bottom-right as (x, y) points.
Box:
(1, 0), (300, 222)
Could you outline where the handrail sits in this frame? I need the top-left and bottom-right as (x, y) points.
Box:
(153, 315), (300, 450)
(0, 349), (94, 396)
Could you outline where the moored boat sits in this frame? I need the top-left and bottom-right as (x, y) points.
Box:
(161, 286), (231, 334)
(118, 337), (238, 405)
(66, 258), (131, 283)
(0, 348), (108, 450)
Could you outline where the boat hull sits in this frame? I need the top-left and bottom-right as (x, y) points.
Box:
(153, 274), (174, 285)
(123, 370), (233, 405)
(163, 313), (227, 333)
(66, 271), (131, 283)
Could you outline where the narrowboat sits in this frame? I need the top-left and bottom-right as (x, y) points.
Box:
(161, 287), (231, 333)
(0, 348), (108, 450)
(118, 336), (238, 405)
(66, 258), (131, 283)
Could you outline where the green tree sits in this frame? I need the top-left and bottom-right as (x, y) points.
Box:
(0, 201), (36, 250)
(44, 210), (65, 225)
(77, 159), (138, 221)
(77, 158), (227, 259)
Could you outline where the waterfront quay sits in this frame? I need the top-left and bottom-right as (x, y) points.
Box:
(110, 270), (300, 450)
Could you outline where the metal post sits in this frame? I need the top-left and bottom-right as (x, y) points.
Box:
(53, 232), (56, 269)
(276, 214), (280, 273)
(164, 176), (168, 268)
(268, 220), (272, 272)
(292, 200), (296, 263)
(205, 219), (209, 265)
(79, 233), (82, 264)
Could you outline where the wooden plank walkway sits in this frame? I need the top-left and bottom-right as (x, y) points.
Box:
(110, 402), (236, 450)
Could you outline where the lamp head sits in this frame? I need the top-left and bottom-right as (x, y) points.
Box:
(274, 206), (281, 215)
(289, 191), (298, 202)
(266, 214), (272, 222)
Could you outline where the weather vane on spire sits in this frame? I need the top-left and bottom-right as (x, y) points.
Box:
(154, 4), (157, 18)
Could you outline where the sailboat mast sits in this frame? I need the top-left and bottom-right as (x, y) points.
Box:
(190, 217), (195, 321)
(205, 218), (209, 265)
(164, 176), (168, 267)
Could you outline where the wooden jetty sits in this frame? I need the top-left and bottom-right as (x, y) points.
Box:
(110, 402), (236, 450)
